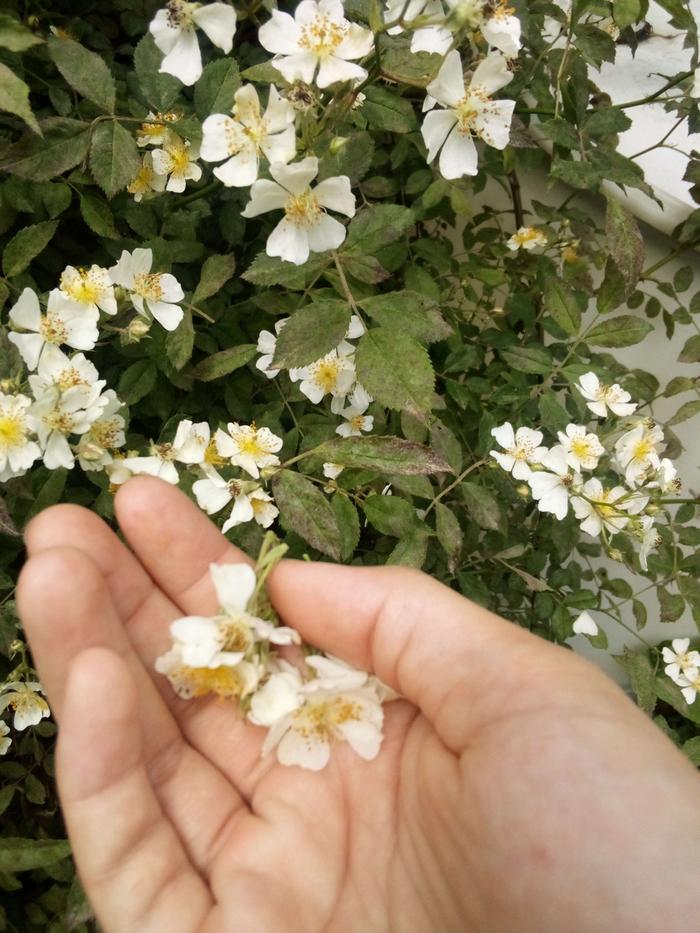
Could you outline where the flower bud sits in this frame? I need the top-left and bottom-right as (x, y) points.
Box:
(259, 466), (279, 481)
(516, 484), (530, 498)
(608, 548), (623, 562)
(9, 639), (24, 655)
(80, 442), (106, 462)
(0, 378), (17, 393)
(492, 306), (505, 316)
(446, 0), (485, 29)
(126, 317), (151, 341)
(329, 136), (349, 155)
(645, 503), (661, 515)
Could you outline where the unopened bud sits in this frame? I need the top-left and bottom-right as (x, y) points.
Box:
(80, 441), (105, 462)
(329, 136), (348, 155)
(0, 378), (17, 393)
(608, 548), (623, 562)
(492, 306), (505, 316)
(259, 466), (279, 481)
(516, 484), (530, 498)
(446, 0), (485, 29)
(9, 639), (24, 655)
(646, 503), (661, 515)
(126, 317), (151, 341)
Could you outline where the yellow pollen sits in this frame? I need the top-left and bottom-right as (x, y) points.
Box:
(0, 415), (24, 448)
(312, 359), (341, 392)
(176, 665), (247, 698)
(632, 438), (653, 462)
(238, 435), (265, 457)
(570, 438), (592, 459)
(39, 313), (68, 345)
(293, 697), (362, 741)
(133, 272), (164, 301)
(221, 619), (253, 654)
(56, 366), (87, 391)
(455, 93), (481, 133)
(89, 419), (121, 449)
(285, 190), (322, 228)
(46, 410), (75, 434)
(349, 415), (365, 430)
(298, 13), (348, 57)
(61, 268), (104, 306)
(205, 439), (226, 466)
(514, 227), (543, 245)
(509, 441), (533, 461)
(128, 164), (155, 194)
(169, 144), (191, 176)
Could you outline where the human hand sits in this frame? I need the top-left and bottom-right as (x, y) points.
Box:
(17, 477), (700, 933)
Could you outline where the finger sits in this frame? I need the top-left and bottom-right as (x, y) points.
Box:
(17, 547), (247, 870)
(57, 647), (212, 933)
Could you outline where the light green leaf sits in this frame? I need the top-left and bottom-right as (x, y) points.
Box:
(192, 253), (236, 304)
(613, 0), (642, 28)
(460, 481), (503, 532)
(0, 14), (43, 52)
(190, 344), (256, 381)
(359, 290), (452, 343)
(344, 204), (415, 255)
(272, 471), (341, 561)
(435, 501), (462, 572)
(2, 220), (58, 277)
(118, 360), (157, 405)
(0, 65), (40, 134)
(668, 399), (700, 426)
(362, 85), (417, 133)
(240, 61), (282, 83)
(605, 196), (644, 295)
(0, 839), (71, 873)
(79, 192), (119, 239)
(166, 310), (194, 371)
(89, 121), (141, 197)
(386, 531), (429, 568)
(586, 315), (653, 348)
(273, 300), (351, 369)
(356, 328), (435, 417)
(550, 158), (601, 189)
(679, 334), (700, 363)
(194, 58), (241, 120)
(499, 345), (552, 374)
(48, 35), (115, 113)
(0, 117), (91, 181)
(134, 34), (181, 111)
(544, 278), (581, 335)
(363, 494), (419, 537)
(315, 436), (451, 475)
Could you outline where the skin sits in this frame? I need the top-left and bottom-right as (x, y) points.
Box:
(16, 476), (700, 933)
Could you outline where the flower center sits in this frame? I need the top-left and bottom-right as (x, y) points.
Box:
(237, 434), (266, 457)
(509, 441), (533, 461)
(285, 190), (322, 228)
(46, 409), (75, 435)
(205, 439), (226, 466)
(89, 419), (121, 449)
(133, 272), (164, 301)
(514, 227), (543, 246)
(128, 164), (155, 195)
(221, 618), (253, 654)
(298, 13), (348, 57)
(39, 313), (68, 345)
(349, 414), (365, 431)
(632, 438), (653, 462)
(293, 696), (362, 741)
(173, 665), (250, 699)
(166, 0), (195, 29)
(311, 358), (342, 392)
(169, 144), (191, 176)
(56, 366), (88, 391)
(570, 437), (593, 460)
(0, 415), (25, 449)
(60, 268), (105, 306)
(455, 93), (481, 133)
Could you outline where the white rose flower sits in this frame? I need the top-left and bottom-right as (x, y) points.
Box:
(647, 458), (680, 494)
(678, 670), (700, 706)
(171, 419), (211, 464)
(127, 151), (168, 202)
(8, 287), (99, 371)
(108, 248), (185, 331)
(576, 371), (637, 418)
(296, 345), (356, 405)
(482, 3), (521, 58)
(323, 461), (344, 480)
(384, 0), (453, 54)
(0, 681), (50, 731)
(209, 562), (298, 645)
(636, 514), (661, 571)
(255, 319), (287, 379)
(490, 422), (547, 479)
(572, 611), (599, 636)
(28, 345), (104, 407)
(155, 645), (261, 699)
(614, 421), (664, 486)
(248, 667), (305, 727)
(59, 264), (117, 315)
(527, 445), (579, 520)
(0, 393), (41, 482)
(193, 471), (280, 531)
(662, 638), (700, 685)
(421, 50), (515, 179)
(215, 422), (283, 478)
(0, 722), (10, 756)
(201, 84), (296, 187)
(336, 384), (373, 437)
(169, 615), (245, 669)
(150, 134), (202, 193)
(27, 387), (109, 471)
(76, 390), (126, 472)
(120, 443), (180, 485)
(259, 0), (373, 89)
(242, 156), (356, 265)
(149, 0), (237, 86)
(571, 477), (634, 537)
(558, 424), (604, 472)
(506, 226), (547, 251)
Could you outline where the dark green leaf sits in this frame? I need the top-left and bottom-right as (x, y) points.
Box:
(0, 839), (70, 873)
(681, 736), (700, 765)
(2, 220), (58, 277)
(618, 648), (656, 714)
(332, 494), (360, 561)
(460, 482), (503, 531)
(386, 530), (429, 568)
(272, 471), (341, 560)
(605, 196), (644, 295)
(190, 344), (256, 381)
(48, 36), (115, 112)
(23, 773), (45, 806)
(192, 253), (236, 304)
(363, 494), (418, 536)
(679, 334), (700, 363)
(380, 36), (442, 87)
(79, 192), (119, 239)
(544, 278), (581, 335)
(538, 393), (570, 431)
(586, 315), (653, 347)
(658, 588), (684, 622)
(583, 108), (631, 137)
(273, 300), (351, 369)
(118, 359), (157, 404)
(499, 344), (552, 374)
(344, 204), (414, 255)
(362, 85), (417, 133)
(318, 131), (374, 185)
(0, 786), (14, 817)
(89, 121), (141, 197)
(668, 399), (700, 426)
(26, 469), (68, 522)
(0, 65), (40, 134)
(550, 158), (601, 189)
(435, 501), (462, 572)
(356, 328), (435, 417)
(0, 118), (91, 181)
(613, 0), (642, 27)
(359, 290), (452, 343)
(242, 252), (329, 289)
(134, 34), (181, 110)
(166, 310), (194, 371)
(194, 58), (241, 120)
(316, 435), (451, 475)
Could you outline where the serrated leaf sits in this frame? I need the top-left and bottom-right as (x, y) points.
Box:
(344, 204), (414, 255)
(605, 196), (644, 295)
(679, 334), (700, 363)
(118, 360), (157, 405)
(89, 121), (141, 197)
(655, 672), (700, 724)
(79, 192), (119, 239)
(359, 290), (452, 343)
(190, 344), (256, 381)
(242, 252), (329, 289)
(0, 118), (91, 180)
(0, 14), (43, 52)
(435, 501), (462, 572)
(316, 435), (451, 474)
(362, 85), (417, 133)
(48, 36), (115, 113)
(273, 300), (350, 369)
(658, 587), (684, 622)
(363, 494), (419, 536)
(272, 471), (341, 560)
(23, 773), (45, 805)
(133, 34), (181, 111)
(2, 220), (58, 277)
(332, 494), (360, 561)
(550, 158), (601, 189)
(0, 65), (40, 134)
(538, 393), (570, 431)
(586, 315), (653, 347)
(0, 839), (70, 873)
(544, 278), (581, 336)
(194, 58), (241, 120)
(460, 481), (503, 532)
(240, 61), (282, 83)
(380, 36), (442, 87)
(356, 328), (434, 417)
(386, 531), (429, 568)
(42, 182), (72, 218)
(613, 0), (642, 27)
(499, 345), (552, 374)
(192, 253), (236, 304)
(166, 310), (194, 370)
(318, 131), (374, 185)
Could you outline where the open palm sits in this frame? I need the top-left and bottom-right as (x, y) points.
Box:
(17, 477), (700, 933)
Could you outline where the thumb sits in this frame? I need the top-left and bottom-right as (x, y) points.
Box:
(56, 648), (211, 933)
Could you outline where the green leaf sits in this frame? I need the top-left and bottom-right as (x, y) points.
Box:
(356, 328), (435, 417)
(272, 471), (341, 560)
(0, 65), (40, 134)
(550, 158), (601, 189)
(537, 118), (579, 147)
(618, 648), (656, 714)
(586, 315), (653, 347)
(23, 773), (45, 806)
(192, 253), (236, 304)
(359, 290), (452, 343)
(0, 14), (43, 52)
(166, 310), (194, 371)
(613, 0), (642, 27)
(89, 121), (141, 197)
(242, 252), (329, 289)
(543, 278), (581, 336)
(605, 196), (644, 295)
(0, 839), (70, 873)
(2, 220), (58, 277)
(380, 36), (442, 87)
(583, 107), (632, 137)
(315, 436), (451, 475)
(240, 61), (282, 83)
(48, 36), (115, 113)
(679, 334), (700, 363)
(318, 131), (374, 185)
(499, 345), (552, 374)
(386, 531), (429, 568)
(190, 344), (256, 381)
(655, 672), (700, 725)
(0, 786), (14, 817)
(0, 117), (91, 181)
(79, 192), (119, 239)
(681, 736), (700, 765)
(26, 468), (68, 522)
(658, 588), (684, 623)
(332, 494), (360, 561)
(344, 204), (414, 255)
(538, 393), (570, 431)
(42, 182), (72, 218)
(134, 34), (181, 111)
(363, 494), (418, 536)
(435, 501), (462, 572)
(272, 300), (351, 369)
(362, 85), (417, 133)
(118, 360), (157, 405)
(597, 256), (627, 313)
(668, 399), (700, 426)
(194, 58), (241, 120)
(460, 481), (503, 532)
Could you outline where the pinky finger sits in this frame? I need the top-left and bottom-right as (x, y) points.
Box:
(56, 648), (213, 933)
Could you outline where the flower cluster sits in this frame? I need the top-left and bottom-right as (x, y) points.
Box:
(129, 112), (201, 200)
(663, 638), (700, 706)
(490, 372), (680, 571)
(155, 553), (391, 770)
